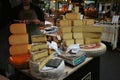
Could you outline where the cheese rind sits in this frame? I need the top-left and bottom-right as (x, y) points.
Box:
(9, 34), (28, 45)
(31, 35), (46, 43)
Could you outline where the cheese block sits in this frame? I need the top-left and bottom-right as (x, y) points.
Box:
(73, 20), (83, 26)
(31, 49), (48, 61)
(74, 39), (84, 45)
(31, 43), (47, 52)
(62, 32), (73, 40)
(10, 23), (26, 34)
(85, 38), (101, 44)
(73, 32), (83, 39)
(74, 6), (79, 13)
(83, 32), (102, 38)
(83, 19), (94, 26)
(30, 53), (54, 72)
(9, 44), (30, 56)
(9, 34), (28, 45)
(31, 35), (46, 43)
(72, 27), (104, 32)
(64, 39), (74, 47)
(59, 20), (72, 26)
(60, 27), (72, 33)
(66, 13), (80, 20)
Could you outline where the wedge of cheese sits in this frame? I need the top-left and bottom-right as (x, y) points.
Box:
(31, 35), (46, 43)
(9, 34), (28, 45)
(31, 43), (47, 52)
(73, 32), (83, 39)
(62, 32), (73, 40)
(9, 44), (30, 56)
(31, 49), (48, 61)
(10, 23), (26, 34)
(59, 20), (72, 27)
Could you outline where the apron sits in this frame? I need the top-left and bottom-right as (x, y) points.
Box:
(19, 9), (42, 43)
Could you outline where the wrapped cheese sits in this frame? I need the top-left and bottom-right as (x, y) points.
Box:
(9, 34), (28, 45)
(9, 44), (30, 56)
(10, 23), (26, 34)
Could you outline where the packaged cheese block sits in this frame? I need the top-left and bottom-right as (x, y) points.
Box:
(73, 27), (104, 32)
(62, 32), (73, 40)
(31, 49), (48, 61)
(66, 13), (80, 20)
(74, 39), (84, 45)
(83, 32), (102, 38)
(73, 20), (83, 26)
(73, 32), (83, 39)
(30, 53), (54, 72)
(9, 44), (30, 56)
(9, 34), (28, 45)
(31, 43), (47, 52)
(64, 39), (74, 47)
(10, 23), (26, 34)
(31, 35), (46, 43)
(59, 20), (72, 26)
(60, 27), (72, 33)
(85, 38), (101, 44)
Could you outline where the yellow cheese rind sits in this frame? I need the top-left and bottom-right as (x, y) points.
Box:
(73, 32), (83, 39)
(9, 44), (29, 56)
(31, 43), (47, 52)
(65, 13), (80, 20)
(10, 23), (26, 34)
(64, 39), (74, 47)
(73, 20), (83, 26)
(60, 27), (72, 33)
(62, 33), (73, 39)
(74, 39), (84, 45)
(31, 35), (46, 43)
(59, 20), (72, 26)
(9, 34), (28, 45)
(31, 49), (48, 61)
(83, 32), (101, 38)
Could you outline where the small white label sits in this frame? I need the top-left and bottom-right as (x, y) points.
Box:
(57, 35), (61, 40)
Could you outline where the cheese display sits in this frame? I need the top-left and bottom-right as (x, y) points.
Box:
(10, 23), (26, 34)
(31, 43), (47, 52)
(31, 49), (48, 61)
(9, 44), (30, 56)
(9, 34), (28, 45)
(59, 20), (72, 26)
(31, 35), (47, 43)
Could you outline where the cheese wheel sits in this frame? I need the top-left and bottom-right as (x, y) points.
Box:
(9, 34), (28, 45)
(10, 23), (26, 34)
(9, 44), (30, 56)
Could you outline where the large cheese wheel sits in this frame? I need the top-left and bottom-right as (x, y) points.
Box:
(10, 23), (26, 34)
(9, 53), (30, 66)
(9, 34), (28, 45)
(9, 44), (30, 56)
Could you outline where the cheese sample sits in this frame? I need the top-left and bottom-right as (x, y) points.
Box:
(83, 32), (102, 38)
(30, 53), (54, 72)
(73, 32), (83, 39)
(64, 39), (74, 47)
(10, 23), (26, 34)
(31, 49), (48, 61)
(9, 44), (30, 56)
(74, 39), (84, 45)
(9, 34), (28, 45)
(85, 38), (101, 44)
(60, 27), (72, 33)
(73, 20), (83, 26)
(72, 27), (104, 33)
(31, 43), (47, 52)
(59, 20), (72, 26)
(31, 35), (46, 43)
(62, 32), (73, 40)
(66, 13), (80, 20)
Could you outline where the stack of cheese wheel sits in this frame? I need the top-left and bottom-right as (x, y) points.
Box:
(8, 23), (31, 69)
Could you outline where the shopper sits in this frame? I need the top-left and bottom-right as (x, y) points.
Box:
(11, 0), (45, 43)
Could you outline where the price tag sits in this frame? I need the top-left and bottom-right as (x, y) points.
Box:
(112, 15), (119, 23)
